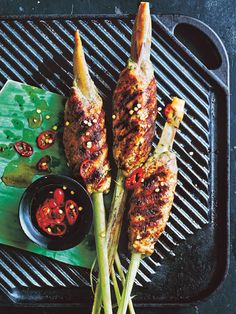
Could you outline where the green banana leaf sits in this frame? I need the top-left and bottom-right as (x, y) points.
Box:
(0, 80), (96, 268)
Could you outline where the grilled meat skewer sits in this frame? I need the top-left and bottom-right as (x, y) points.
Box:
(63, 32), (111, 194)
(112, 3), (157, 177)
(129, 97), (184, 255)
(109, 0), (157, 268)
(63, 31), (112, 314)
(118, 97), (185, 314)
(92, 3), (157, 314)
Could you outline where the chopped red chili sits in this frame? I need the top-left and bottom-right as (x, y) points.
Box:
(35, 188), (80, 237)
(53, 188), (64, 206)
(65, 200), (79, 225)
(80, 159), (95, 180)
(125, 167), (144, 190)
(36, 155), (51, 172)
(14, 141), (33, 157)
(36, 130), (56, 150)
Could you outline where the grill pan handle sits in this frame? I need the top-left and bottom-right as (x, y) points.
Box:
(160, 15), (229, 87)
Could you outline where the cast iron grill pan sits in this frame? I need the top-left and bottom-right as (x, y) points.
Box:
(0, 14), (229, 306)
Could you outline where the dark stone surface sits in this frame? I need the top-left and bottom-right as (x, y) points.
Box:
(0, 0), (235, 313)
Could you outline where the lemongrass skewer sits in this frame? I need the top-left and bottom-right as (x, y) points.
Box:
(73, 31), (113, 314)
(118, 98), (185, 314)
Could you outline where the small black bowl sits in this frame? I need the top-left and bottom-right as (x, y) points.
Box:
(19, 175), (93, 251)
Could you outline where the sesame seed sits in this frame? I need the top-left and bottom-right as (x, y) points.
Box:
(160, 182), (165, 186)
(78, 206), (83, 211)
(129, 109), (134, 115)
(93, 119), (97, 123)
(87, 141), (92, 148)
(158, 107), (162, 111)
(49, 191), (53, 194)
(36, 109), (41, 113)
(100, 232), (106, 238)
(45, 115), (50, 120)
(134, 107), (138, 111)
(33, 118), (37, 123)
(47, 228), (51, 232)
(155, 188), (160, 192)
(86, 132), (90, 136)
(59, 209), (63, 214)
(137, 103), (142, 108)
(48, 139), (53, 144)
(62, 186), (67, 190)
(88, 122), (92, 127)
(65, 121), (70, 126)
(52, 125), (58, 131)
(41, 162), (47, 166)
(84, 120), (88, 125)
(70, 204), (74, 209)
(112, 114), (116, 120)
(189, 151), (194, 156)
(70, 190), (75, 195)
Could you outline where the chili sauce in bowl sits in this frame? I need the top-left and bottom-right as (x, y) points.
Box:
(19, 175), (93, 250)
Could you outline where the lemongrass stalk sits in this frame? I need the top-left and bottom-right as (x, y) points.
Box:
(107, 169), (127, 269)
(92, 169), (128, 314)
(111, 263), (136, 314)
(111, 266), (121, 304)
(115, 254), (136, 314)
(92, 192), (113, 314)
(117, 252), (141, 314)
(92, 278), (102, 314)
(74, 30), (96, 98)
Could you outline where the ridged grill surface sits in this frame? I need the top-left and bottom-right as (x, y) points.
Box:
(0, 15), (223, 304)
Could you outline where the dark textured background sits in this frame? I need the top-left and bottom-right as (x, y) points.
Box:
(0, 0), (235, 313)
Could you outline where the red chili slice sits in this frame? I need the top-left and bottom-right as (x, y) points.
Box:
(164, 103), (172, 119)
(14, 141), (33, 157)
(65, 200), (79, 226)
(43, 222), (67, 236)
(36, 130), (56, 150)
(36, 155), (51, 172)
(80, 159), (95, 180)
(125, 167), (144, 190)
(36, 206), (52, 229)
(48, 198), (58, 209)
(36, 200), (65, 226)
(53, 188), (64, 206)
